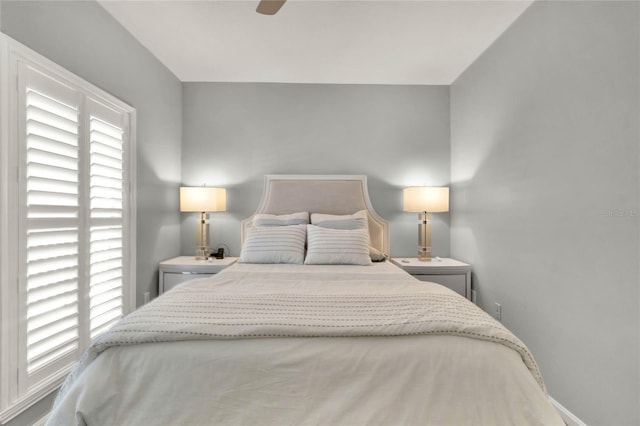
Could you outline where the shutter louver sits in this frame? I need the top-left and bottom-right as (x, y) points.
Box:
(89, 113), (125, 339)
(24, 86), (80, 375)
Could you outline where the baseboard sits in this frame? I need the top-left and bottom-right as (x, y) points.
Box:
(549, 396), (587, 426)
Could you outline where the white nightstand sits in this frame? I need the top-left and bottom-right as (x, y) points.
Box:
(391, 258), (472, 301)
(159, 256), (238, 294)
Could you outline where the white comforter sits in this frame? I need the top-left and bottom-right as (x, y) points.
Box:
(48, 262), (563, 426)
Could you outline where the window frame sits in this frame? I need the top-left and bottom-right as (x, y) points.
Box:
(0, 33), (137, 423)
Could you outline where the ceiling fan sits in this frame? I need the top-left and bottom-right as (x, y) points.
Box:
(256, 0), (287, 15)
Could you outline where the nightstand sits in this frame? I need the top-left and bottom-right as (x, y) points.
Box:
(159, 256), (237, 294)
(391, 257), (472, 300)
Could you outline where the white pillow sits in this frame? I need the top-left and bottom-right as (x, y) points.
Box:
(239, 225), (306, 264)
(304, 225), (372, 266)
(253, 211), (309, 226)
(310, 210), (367, 230)
(310, 210), (387, 262)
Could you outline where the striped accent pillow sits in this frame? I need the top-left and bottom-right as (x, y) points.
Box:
(253, 211), (309, 226)
(239, 225), (306, 264)
(304, 225), (372, 266)
(311, 210), (387, 262)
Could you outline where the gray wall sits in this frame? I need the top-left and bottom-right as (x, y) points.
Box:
(181, 83), (450, 258)
(1, 1), (182, 424)
(450, 1), (639, 424)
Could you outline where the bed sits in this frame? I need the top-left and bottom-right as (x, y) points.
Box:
(47, 175), (563, 425)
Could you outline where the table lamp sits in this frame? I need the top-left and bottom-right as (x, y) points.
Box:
(180, 187), (226, 260)
(403, 186), (449, 261)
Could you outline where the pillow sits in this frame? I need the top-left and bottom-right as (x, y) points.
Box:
(253, 211), (309, 226)
(310, 210), (387, 262)
(310, 210), (367, 230)
(239, 224), (306, 264)
(304, 225), (372, 266)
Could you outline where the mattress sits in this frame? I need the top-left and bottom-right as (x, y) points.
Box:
(47, 262), (563, 425)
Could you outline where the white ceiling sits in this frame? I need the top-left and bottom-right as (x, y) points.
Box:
(99, 0), (532, 85)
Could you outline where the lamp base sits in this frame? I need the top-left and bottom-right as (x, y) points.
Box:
(195, 212), (211, 260)
(417, 212), (432, 262)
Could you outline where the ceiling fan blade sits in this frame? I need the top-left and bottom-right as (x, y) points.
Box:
(256, 0), (287, 15)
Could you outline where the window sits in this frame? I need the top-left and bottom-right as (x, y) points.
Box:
(0, 34), (136, 422)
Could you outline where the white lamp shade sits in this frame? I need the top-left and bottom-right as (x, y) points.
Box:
(180, 187), (227, 212)
(403, 187), (449, 213)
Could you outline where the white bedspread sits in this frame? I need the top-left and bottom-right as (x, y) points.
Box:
(48, 262), (563, 426)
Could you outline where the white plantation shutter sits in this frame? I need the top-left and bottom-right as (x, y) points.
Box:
(20, 67), (82, 386)
(88, 102), (127, 339)
(89, 225), (123, 338)
(0, 38), (136, 421)
(25, 228), (79, 374)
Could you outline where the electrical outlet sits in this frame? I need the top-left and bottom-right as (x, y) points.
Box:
(494, 302), (502, 320)
(144, 292), (150, 304)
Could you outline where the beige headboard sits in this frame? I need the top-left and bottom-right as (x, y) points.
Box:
(241, 175), (390, 255)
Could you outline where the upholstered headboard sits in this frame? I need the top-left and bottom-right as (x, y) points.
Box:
(241, 175), (390, 255)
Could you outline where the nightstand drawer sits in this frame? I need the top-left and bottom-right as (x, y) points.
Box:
(413, 274), (467, 298)
(163, 272), (214, 292)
